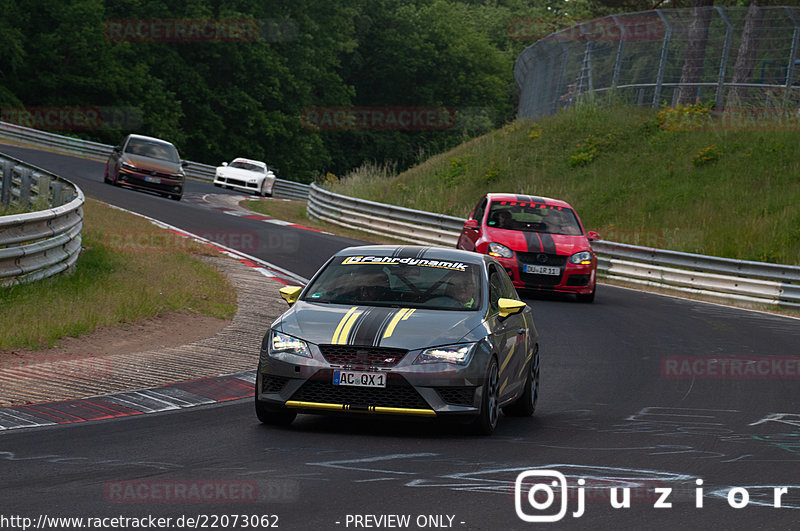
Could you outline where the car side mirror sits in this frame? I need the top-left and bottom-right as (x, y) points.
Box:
(113, 145), (121, 153)
(498, 298), (526, 319)
(587, 231), (601, 241)
(181, 160), (189, 168)
(464, 219), (479, 231)
(221, 162), (228, 167)
(279, 286), (303, 306)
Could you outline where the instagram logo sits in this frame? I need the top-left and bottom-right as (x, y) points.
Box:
(515, 470), (573, 522)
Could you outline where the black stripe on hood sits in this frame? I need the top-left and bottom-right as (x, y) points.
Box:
(350, 307), (396, 346)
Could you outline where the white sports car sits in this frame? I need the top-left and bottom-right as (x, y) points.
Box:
(214, 157), (276, 197)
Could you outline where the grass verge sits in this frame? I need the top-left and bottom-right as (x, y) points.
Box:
(0, 198), (237, 350)
(327, 103), (800, 265)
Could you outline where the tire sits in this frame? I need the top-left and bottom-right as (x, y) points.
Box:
(214, 182), (221, 188)
(260, 181), (272, 197)
(170, 194), (181, 201)
(254, 378), (296, 426)
(471, 357), (500, 435)
(503, 344), (539, 417)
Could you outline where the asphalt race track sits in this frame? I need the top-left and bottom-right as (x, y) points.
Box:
(1, 145), (799, 530)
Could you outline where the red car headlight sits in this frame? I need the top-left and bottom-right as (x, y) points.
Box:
(488, 242), (514, 259)
(569, 251), (592, 265)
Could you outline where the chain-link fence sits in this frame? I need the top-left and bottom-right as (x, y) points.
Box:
(515, 6), (800, 119)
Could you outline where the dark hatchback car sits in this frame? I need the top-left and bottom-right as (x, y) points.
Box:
(105, 134), (187, 200)
(256, 245), (540, 435)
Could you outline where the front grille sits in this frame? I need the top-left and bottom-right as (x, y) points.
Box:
(226, 178), (248, 186)
(290, 371), (429, 409)
(518, 252), (566, 287)
(516, 252), (567, 267)
(127, 168), (179, 180)
(319, 345), (408, 368)
(435, 387), (476, 407)
(566, 274), (590, 286)
(122, 173), (181, 192)
(262, 375), (290, 393)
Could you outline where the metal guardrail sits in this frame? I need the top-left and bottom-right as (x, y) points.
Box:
(307, 184), (464, 247)
(1, 154), (84, 286)
(307, 185), (800, 309)
(0, 120), (310, 201)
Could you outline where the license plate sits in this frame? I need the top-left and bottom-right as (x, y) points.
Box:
(333, 370), (386, 388)
(144, 176), (161, 184)
(524, 264), (560, 275)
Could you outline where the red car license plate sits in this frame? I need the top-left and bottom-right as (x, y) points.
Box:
(524, 264), (560, 275)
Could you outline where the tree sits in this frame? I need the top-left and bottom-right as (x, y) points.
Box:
(676, 0), (715, 106)
(725, 1), (764, 108)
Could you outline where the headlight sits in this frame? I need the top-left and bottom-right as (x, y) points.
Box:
(121, 161), (137, 171)
(488, 242), (514, 259)
(569, 251), (593, 265)
(414, 343), (475, 366)
(269, 330), (311, 358)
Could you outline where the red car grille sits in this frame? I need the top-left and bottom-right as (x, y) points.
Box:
(517, 252), (566, 286)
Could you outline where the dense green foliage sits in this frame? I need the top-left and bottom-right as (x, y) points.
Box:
(329, 102), (800, 265)
(0, 0), (578, 182)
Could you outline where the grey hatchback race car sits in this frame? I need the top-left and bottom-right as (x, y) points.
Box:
(255, 245), (539, 435)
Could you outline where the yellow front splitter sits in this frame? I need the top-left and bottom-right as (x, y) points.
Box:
(285, 401), (436, 417)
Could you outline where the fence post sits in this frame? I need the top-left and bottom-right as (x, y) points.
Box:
(653, 10), (672, 107)
(715, 7), (734, 110)
(611, 15), (627, 91)
(784, 7), (799, 93)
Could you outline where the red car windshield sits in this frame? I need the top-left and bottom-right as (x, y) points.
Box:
(487, 203), (583, 236)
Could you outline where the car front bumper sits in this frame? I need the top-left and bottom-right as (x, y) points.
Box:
(256, 343), (494, 419)
(118, 169), (183, 196)
(494, 255), (596, 295)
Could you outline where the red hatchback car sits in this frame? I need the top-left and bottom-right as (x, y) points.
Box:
(457, 193), (600, 302)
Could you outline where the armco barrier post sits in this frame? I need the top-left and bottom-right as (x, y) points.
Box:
(19, 167), (32, 207)
(1, 160), (12, 207)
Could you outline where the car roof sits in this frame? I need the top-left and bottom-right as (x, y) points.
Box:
(231, 157), (266, 166)
(126, 134), (177, 147)
(334, 245), (487, 266)
(485, 193), (573, 209)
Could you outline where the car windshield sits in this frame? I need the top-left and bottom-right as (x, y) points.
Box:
(487, 202), (583, 235)
(302, 256), (482, 311)
(229, 161), (265, 172)
(125, 139), (180, 163)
